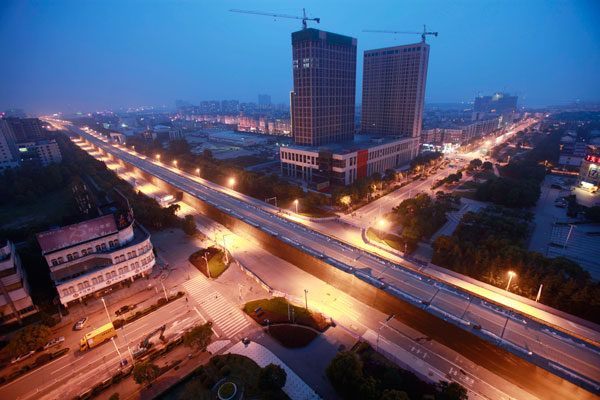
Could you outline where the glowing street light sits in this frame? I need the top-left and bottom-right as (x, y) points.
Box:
(228, 177), (235, 189)
(294, 199), (299, 213)
(155, 154), (160, 161)
(196, 168), (200, 176)
(506, 271), (516, 291)
(173, 160), (178, 167)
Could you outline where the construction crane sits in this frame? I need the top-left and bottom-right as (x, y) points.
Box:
(229, 8), (320, 30)
(363, 25), (438, 43)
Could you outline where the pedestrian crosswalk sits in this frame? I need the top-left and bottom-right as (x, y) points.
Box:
(182, 277), (251, 338)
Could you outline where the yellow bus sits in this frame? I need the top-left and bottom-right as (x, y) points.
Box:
(80, 323), (116, 351)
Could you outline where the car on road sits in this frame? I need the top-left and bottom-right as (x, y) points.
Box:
(74, 317), (88, 330)
(554, 198), (567, 208)
(11, 350), (35, 364)
(43, 336), (65, 350)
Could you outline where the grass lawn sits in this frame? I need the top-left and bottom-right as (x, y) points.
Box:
(189, 247), (229, 279)
(161, 354), (290, 400)
(366, 228), (406, 252)
(452, 190), (479, 200)
(227, 155), (270, 168)
(474, 171), (497, 180)
(0, 189), (71, 229)
(457, 180), (479, 190)
(269, 325), (318, 348)
(243, 297), (329, 331)
(299, 210), (336, 218)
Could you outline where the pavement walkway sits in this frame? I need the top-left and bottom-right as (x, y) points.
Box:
(227, 341), (322, 400)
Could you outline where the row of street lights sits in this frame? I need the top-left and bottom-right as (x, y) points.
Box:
(154, 153), (235, 188)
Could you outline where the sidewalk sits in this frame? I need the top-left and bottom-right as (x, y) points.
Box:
(227, 341), (321, 400)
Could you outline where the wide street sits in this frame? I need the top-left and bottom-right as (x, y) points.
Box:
(44, 119), (600, 396)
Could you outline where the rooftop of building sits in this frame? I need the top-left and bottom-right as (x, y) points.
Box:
(364, 41), (429, 54)
(292, 28), (356, 47)
(284, 134), (412, 155)
(37, 214), (119, 254)
(0, 239), (10, 262)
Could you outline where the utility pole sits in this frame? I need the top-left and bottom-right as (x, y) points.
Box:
(120, 326), (135, 366)
(160, 279), (169, 302)
(203, 252), (211, 279)
(304, 289), (309, 311)
(111, 337), (124, 367)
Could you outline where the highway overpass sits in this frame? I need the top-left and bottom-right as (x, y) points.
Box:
(55, 120), (600, 396)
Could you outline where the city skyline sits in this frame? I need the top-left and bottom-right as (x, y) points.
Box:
(0, 0), (599, 115)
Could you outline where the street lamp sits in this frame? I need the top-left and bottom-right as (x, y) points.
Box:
(203, 252), (211, 279)
(155, 154), (160, 161)
(304, 289), (309, 311)
(196, 168), (200, 176)
(101, 297), (112, 324)
(506, 271), (516, 291)
(228, 177), (235, 189)
(173, 160), (178, 168)
(294, 199), (299, 213)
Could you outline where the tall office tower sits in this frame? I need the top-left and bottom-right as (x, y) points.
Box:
(473, 93), (518, 122)
(291, 28), (357, 146)
(5, 117), (45, 142)
(221, 100), (240, 114)
(361, 43), (429, 140)
(0, 120), (20, 169)
(258, 94), (271, 109)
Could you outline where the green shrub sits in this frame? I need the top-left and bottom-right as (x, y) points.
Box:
(7, 370), (22, 380)
(91, 383), (104, 395)
(135, 311), (143, 318)
(220, 366), (231, 376)
(113, 319), (124, 329)
(20, 365), (31, 373)
(0, 376), (6, 385)
(35, 353), (52, 366)
(157, 298), (168, 306)
(51, 347), (69, 359)
(142, 307), (153, 315)
(108, 393), (120, 400)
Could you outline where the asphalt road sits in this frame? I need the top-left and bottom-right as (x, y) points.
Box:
(0, 298), (202, 400)
(50, 120), (600, 393)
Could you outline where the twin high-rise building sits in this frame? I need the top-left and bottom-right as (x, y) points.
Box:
(361, 43), (429, 142)
(283, 28), (429, 186)
(291, 29), (357, 146)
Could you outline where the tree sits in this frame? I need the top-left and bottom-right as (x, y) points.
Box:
(258, 363), (287, 392)
(482, 161), (493, 170)
(326, 351), (364, 399)
(381, 389), (409, 400)
(7, 324), (51, 356)
(438, 381), (468, 400)
(183, 323), (213, 351)
(469, 158), (483, 170)
(202, 148), (213, 159)
(182, 215), (197, 236)
(132, 362), (160, 386)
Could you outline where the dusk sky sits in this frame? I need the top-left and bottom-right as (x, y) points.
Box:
(1, 0), (599, 115)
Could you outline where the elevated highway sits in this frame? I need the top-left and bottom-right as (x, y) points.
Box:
(53, 120), (600, 396)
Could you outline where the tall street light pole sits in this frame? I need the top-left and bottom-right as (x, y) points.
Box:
(203, 252), (211, 279)
(101, 297), (112, 324)
(304, 289), (309, 312)
(506, 271), (516, 291)
(294, 199), (299, 214)
(160, 279), (169, 301)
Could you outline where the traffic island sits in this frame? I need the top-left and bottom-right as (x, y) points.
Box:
(161, 354), (289, 400)
(189, 247), (229, 279)
(243, 297), (330, 332)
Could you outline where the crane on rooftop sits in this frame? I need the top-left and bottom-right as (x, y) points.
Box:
(363, 25), (438, 43)
(229, 8), (320, 30)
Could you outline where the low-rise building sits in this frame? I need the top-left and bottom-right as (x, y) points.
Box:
(17, 139), (62, 166)
(577, 151), (600, 192)
(280, 135), (418, 186)
(0, 240), (37, 325)
(36, 210), (155, 307)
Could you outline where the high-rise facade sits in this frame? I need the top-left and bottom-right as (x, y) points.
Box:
(473, 93), (518, 123)
(291, 28), (357, 146)
(0, 120), (20, 169)
(4, 117), (45, 142)
(361, 42), (430, 141)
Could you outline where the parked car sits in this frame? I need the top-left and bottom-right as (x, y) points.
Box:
(74, 317), (88, 330)
(43, 336), (65, 350)
(11, 350), (35, 364)
(115, 304), (136, 316)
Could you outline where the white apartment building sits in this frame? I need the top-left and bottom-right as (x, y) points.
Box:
(0, 240), (36, 325)
(36, 213), (155, 306)
(281, 135), (418, 186)
(17, 139), (62, 166)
